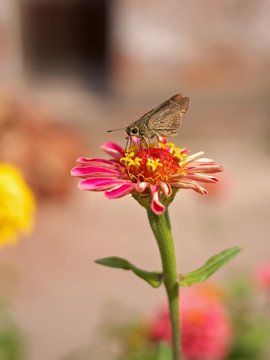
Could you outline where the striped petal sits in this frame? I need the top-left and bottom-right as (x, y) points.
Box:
(105, 183), (136, 199)
(78, 178), (127, 191)
(71, 166), (122, 177)
(184, 151), (205, 162)
(77, 157), (114, 165)
(160, 181), (172, 196)
(135, 182), (149, 193)
(171, 179), (207, 195)
(186, 174), (218, 183)
(76, 158), (122, 171)
(150, 185), (165, 215)
(192, 158), (215, 163)
(186, 165), (223, 173)
(181, 147), (188, 154)
(101, 142), (124, 160)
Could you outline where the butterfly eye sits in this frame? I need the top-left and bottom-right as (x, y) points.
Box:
(131, 127), (138, 134)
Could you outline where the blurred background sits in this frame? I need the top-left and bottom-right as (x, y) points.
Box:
(0, 0), (269, 359)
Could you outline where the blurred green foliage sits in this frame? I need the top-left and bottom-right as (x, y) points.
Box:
(0, 303), (25, 360)
(97, 274), (270, 360)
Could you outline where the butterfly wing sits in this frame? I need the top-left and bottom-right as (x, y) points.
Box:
(147, 94), (190, 137)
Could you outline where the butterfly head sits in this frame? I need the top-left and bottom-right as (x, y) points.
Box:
(126, 124), (140, 138)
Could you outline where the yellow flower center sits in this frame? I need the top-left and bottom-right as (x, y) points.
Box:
(121, 143), (187, 184)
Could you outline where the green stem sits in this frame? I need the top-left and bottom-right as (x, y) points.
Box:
(147, 209), (181, 360)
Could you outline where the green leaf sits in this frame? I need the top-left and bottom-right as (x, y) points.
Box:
(179, 246), (242, 287)
(95, 257), (163, 288)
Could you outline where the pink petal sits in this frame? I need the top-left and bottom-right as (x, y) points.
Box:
(135, 182), (149, 193)
(77, 157), (114, 165)
(186, 174), (218, 183)
(150, 185), (165, 215)
(185, 151), (204, 162)
(105, 183), (136, 199)
(101, 142), (124, 160)
(192, 158), (215, 163)
(77, 158), (122, 170)
(71, 166), (122, 177)
(193, 185), (207, 195)
(170, 179), (195, 190)
(78, 178), (127, 191)
(159, 182), (172, 196)
(171, 179), (207, 195)
(160, 137), (167, 144)
(186, 165), (223, 173)
(181, 147), (189, 154)
(171, 173), (186, 179)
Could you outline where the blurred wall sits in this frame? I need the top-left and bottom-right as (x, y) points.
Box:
(110, 0), (270, 97)
(1, 0), (269, 98)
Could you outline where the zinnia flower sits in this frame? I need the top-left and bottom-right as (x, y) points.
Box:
(149, 286), (234, 360)
(71, 141), (223, 215)
(0, 164), (35, 247)
(254, 263), (270, 292)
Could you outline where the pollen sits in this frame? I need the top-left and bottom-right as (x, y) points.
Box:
(121, 143), (185, 184)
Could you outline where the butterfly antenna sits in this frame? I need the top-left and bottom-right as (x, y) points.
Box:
(107, 127), (126, 133)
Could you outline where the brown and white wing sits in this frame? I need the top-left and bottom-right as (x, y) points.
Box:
(147, 95), (190, 137)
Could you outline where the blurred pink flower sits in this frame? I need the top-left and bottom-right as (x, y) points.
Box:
(199, 173), (232, 202)
(254, 263), (270, 292)
(149, 286), (233, 360)
(71, 141), (222, 215)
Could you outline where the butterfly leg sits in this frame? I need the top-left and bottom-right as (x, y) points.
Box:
(155, 134), (164, 147)
(140, 136), (150, 155)
(125, 136), (130, 152)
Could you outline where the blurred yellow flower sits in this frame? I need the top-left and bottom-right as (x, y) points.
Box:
(0, 164), (35, 247)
